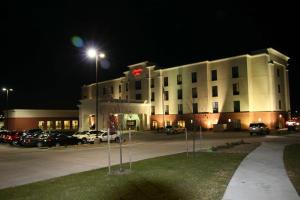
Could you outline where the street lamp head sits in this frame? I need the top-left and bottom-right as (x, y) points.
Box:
(9, 89), (13, 92)
(99, 53), (106, 58)
(87, 48), (97, 58)
(2, 88), (7, 91)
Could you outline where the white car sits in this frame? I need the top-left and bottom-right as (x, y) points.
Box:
(98, 131), (122, 142)
(73, 130), (102, 143)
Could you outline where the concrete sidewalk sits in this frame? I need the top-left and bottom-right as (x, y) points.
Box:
(222, 142), (300, 200)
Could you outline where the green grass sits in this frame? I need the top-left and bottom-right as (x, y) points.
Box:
(0, 152), (246, 200)
(284, 144), (300, 195)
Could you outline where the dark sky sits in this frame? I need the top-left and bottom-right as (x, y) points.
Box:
(1, 0), (299, 111)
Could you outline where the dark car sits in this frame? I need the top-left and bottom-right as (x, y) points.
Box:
(20, 129), (43, 147)
(249, 123), (270, 136)
(38, 132), (83, 147)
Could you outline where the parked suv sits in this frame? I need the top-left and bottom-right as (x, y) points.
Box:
(249, 123), (270, 136)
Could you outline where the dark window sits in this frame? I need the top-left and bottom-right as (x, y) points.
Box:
(164, 77), (168, 87)
(193, 103), (198, 114)
(151, 92), (155, 101)
(212, 86), (218, 97)
(192, 87), (197, 98)
(111, 86), (114, 93)
(278, 84), (280, 93)
(126, 83), (128, 91)
(213, 102), (218, 113)
(135, 80), (141, 90)
(233, 83), (240, 95)
(177, 74), (182, 85)
(164, 91), (169, 101)
(126, 95), (128, 100)
(232, 66), (239, 78)
(103, 87), (106, 95)
(151, 78), (154, 88)
(135, 93), (142, 100)
(191, 72), (197, 83)
(151, 106), (155, 115)
(279, 100), (282, 109)
(277, 68), (280, 77)
(211, 70), (217, 81)
(165, 105), (169, 115)
(119, 85), (121, 93)
(233, 101), (240, 112)
(178, 104), (183, 115)
(177, 89), (182, 99)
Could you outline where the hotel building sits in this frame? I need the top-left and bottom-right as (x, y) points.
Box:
(79, 48), (290, 131)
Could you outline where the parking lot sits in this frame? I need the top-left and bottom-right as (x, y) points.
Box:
(1, 130), (300, 189)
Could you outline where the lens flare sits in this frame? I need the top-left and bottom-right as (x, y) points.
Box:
(71, 36), (84, 48)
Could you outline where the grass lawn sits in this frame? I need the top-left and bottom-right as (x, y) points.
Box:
(0, 152), (246, 200)
(284, 144), (300, 195)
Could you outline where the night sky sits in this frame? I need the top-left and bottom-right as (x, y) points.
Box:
(1, 1), (299, 111)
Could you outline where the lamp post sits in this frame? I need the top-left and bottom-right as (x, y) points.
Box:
(87, 48), (105, 132)
(2, 88), (13, 130)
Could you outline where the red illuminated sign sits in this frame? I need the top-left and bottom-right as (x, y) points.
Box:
(132, 68), (143, 76)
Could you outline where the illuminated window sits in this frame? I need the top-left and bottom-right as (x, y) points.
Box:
(47, 121), (54, 130)
(165, 105), (169, 115)
(89, 115), (95, 129)
(135, 80), (141, 90)
(193, 103), (198, 114)
(178, 104), (183, 115)
(212, 86), (218, 97)
(38, 121), (45, 129)
(164, 77), (168, 86)
(152, 121), (158, 129)
(211, 70), (217, 81)
(233, 83), (239, 95)
(177, 74), (182, 85)
(177, 89), (182, 99)
(192, 87), (197, 98)
(233, 101), (240, 112)
(191, 72), (197, 83)
(72, 120), (79, 129)
(177, 120), (185, 128)
(55, 121), (62, 130)
(232, 66), (239, 78)
(64, 121), (70, 130)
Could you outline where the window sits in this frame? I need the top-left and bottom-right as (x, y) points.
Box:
(232, 66), (239, 78)
(212, 86), (218, 97)
(212, 102), (218, 113)
(111, 86), (114, 93)
(38, 121), (45, 129)
(279, 100), (282, 109)
(151, 92), (155, 101)
(136, 93), (142, 100)
(233, 83), (239, 95)
(211, 70), (217, 81)
(192, 87), (197, 98)
(164, 77), (168, 86)
(233, 101), (240, 112)
(151, 106), (155, 115)
(55, 121), (62, 130)
(177, 120), (185, 128)
(165, 105), (169, 115)
(277, 68), (280, 77)
(119, 85), (122, 93)
(193, 103), (198, 114)
(192, 72), (197, 83)
(126, 83), (128, 91)
(64, 121), (70, 130)
(126, 95), (128, 100)
(103, 87), (106, 95)
(177, 89), (182, 99)
(178, 104), (183, 115)
(72, 120), (78, 129)
(278, 84), (280, 93)
(177, 74), (182, 85)
(135, 80), (141, 90)
(151, 78), (154, 88)
(47, 121), (54, 130)
(164, 91), (169, 100)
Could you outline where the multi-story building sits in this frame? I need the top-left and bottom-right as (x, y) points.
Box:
(79, 48), (290, 131)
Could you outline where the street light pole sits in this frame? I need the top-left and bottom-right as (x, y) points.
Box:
(95, 55), (99, 131)
(2, 88), (13, 130)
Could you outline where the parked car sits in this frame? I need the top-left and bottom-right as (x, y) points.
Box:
(249, 123), (270, 136)
(38, 132), (83, 147)
(164, 125), (185, 134)
(0, 130), (9, 143)
(98, 131), (122, 142)
(72, 130), (103, 143)
(20, 129), (44, 147)
(4, 131), (22, 145)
